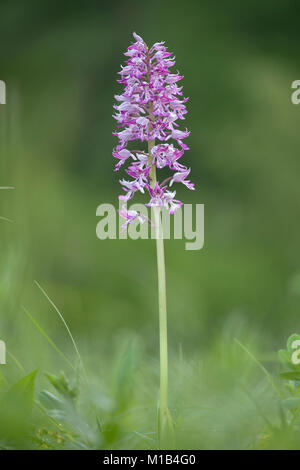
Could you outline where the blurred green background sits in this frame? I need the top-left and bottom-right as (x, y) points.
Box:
(1, 0), (300, 449)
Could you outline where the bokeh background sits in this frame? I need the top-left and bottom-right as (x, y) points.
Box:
(1, 0), (300, 449)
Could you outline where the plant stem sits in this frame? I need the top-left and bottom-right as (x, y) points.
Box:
(147, 107), (171, 446)
(154, 206), (169, 429)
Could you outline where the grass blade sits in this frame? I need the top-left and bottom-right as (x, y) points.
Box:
(234, 338), (283, 399)
(34, 281), (87, 381)
(0, 216), (13, 223)
(22, 305), (74, 370)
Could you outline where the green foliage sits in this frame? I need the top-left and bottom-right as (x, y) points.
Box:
(0, 370), (37, 447)
(272, 333), (300, 445)
(0, 0), (299, 451)
(279, 334), (300, 372)
(3, 331), (300, 449)
(45, 371), (79, 404)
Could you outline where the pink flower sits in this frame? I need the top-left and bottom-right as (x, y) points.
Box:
(112, 148), (135, 171)
(146, 183), (165, 208)
(118, 207), (148, 232)
(170, 168), (195, 191)
(163, 190), (183, 214)
(112, 33), (194, 226)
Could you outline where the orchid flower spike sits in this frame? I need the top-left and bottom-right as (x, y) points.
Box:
(113, 32), (194, 225)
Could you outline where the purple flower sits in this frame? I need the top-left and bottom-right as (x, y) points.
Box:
(113, 33), (194, 226)
(112, 148), (135, 171)
(146, 184), (183, 215)
(118, 207), (148, 232)
(170, 168), (195, 191)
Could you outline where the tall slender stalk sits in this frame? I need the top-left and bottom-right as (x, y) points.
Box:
(154, 207), (169, 430)
(148, 129), (172, 446)
(113, 33), (192, 448)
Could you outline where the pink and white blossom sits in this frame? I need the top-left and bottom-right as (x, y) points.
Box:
(118, 207), (148, 232)
(113, 33), (195, 226)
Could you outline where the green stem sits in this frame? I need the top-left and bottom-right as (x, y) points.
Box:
(147, 115), (171, 446)
(154, 206), (169, 427)
(146, 39), (173, 440)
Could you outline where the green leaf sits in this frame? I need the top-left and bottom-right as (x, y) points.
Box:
(45, 371), (78, 404)
(282, 397), (300, 410)
(278, 349), (291, 367)
(39, 390), (65, 410)
(0, 370), (38, 439)
(280, 372), (300, 381)
(113, 338), (141, 413)
(7, 370), (38, 417)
